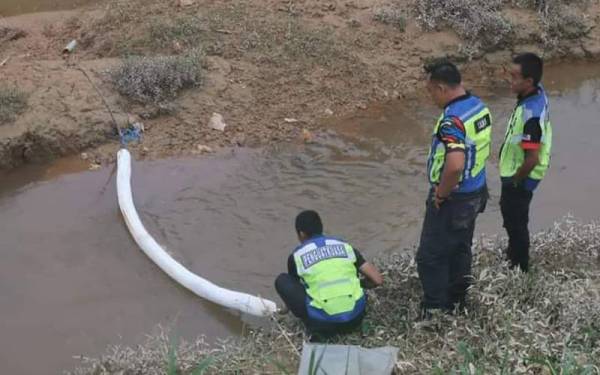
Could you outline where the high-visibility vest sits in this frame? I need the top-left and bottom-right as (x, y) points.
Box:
(427, 94), (492, 193)
(293, 236), (363, 316)
(500, 86), (552, 181)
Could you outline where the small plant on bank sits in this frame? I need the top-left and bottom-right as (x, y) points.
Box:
(0, 26), (26, 45)
(0, 87), (28, 125)
(110, 49), (204, 105)
(507, 0), (591, 47)
(373, 4), (408, 31)
(166, 338), (213, 375)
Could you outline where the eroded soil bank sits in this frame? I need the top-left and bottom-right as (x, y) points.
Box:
(1, 0), (600, 170)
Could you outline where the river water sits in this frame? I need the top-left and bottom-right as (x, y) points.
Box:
(0, 0), (100, 16)
(1, 63), (600, 374)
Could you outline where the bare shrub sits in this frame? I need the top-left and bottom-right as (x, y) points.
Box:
(541, 3), (590, 47)
(0, 87), (28, 124)
(110, 49), (204, 105)
(507, 0), (591, 47)
(415, 0), (514, 54)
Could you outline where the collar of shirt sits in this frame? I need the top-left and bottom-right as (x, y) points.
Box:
(517, 85), (542, 104)
(444, 92), (472, 111)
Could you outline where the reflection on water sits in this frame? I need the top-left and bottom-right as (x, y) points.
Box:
(1, 66), (600, 374)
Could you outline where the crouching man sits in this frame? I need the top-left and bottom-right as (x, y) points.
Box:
(275, 210), (383, 336)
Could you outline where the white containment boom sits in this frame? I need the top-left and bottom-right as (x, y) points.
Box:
(117, 149), (278, 317)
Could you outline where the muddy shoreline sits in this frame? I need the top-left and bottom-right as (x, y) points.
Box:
(1, 0), (600, 171)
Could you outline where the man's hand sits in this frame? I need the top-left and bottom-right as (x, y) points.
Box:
(433, 185), (448, 209)
(435, 151), (465, 208)
(513, 149), (540, 184)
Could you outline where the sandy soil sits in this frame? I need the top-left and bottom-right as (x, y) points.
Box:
(1, 0), (599, 170)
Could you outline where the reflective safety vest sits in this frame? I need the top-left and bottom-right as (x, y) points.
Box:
(427, 94), (492, 193)
(293, 236), (363, 316)
(500, 86), (552, 181)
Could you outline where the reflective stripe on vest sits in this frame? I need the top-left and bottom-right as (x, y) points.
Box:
(427, 96), (492, 193)
(293, 236), (363, 316)
(499, 88), (552, 180)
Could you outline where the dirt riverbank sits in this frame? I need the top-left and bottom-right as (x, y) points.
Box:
(1, 0), (600, 170)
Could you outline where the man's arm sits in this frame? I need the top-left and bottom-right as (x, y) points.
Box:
(287, 255), (299, 278)
(513, 117), (542, 184)
(359, 263), (383, 289)
(435, 116), (466, 208)
(354, 249), (383, 288)
(436, 151), (465, 204)
(513, 149), (540, 183)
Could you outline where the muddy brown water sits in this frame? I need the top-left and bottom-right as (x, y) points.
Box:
(1, 63), (600, 374)
(0, 0), (100, 16)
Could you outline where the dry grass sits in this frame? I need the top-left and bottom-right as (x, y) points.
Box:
(0, 26), (26, 45)
(373, 3), (408, 31)
(507, 0), (592, 47)
(69, 217), (600, 374)
(77, 0), (356, 71)
(0, 87), (28, 125)
(415, 0), (514, 56)
(414, 0), (593, 56)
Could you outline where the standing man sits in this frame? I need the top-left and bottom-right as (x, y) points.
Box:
(500, 53), (552, 272)
(417, 60), (491, 316)
(275, 210), (383, 336)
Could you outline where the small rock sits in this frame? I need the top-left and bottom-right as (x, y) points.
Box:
(208, 112), (227, 132)
(356, 102), (367, 110)
(89, 163), (101, 171)
(80, 152), (89, 160)
(582, 42), (600, 58)
(232, 134), (246, 146)
(132, 121), (145, 132)
(284, 118), (300, 123)
(173, 41), (183, 53)
(322, 3), (336, 11)
(197, 145), (213, 153)
(347, 19), (361, 28)
(176, 0), (194, 6)
(302, 128), (314, 143)
(141, 147), (149, 155)
(483, 50), (511, 65)
(324, 108), (334, 116)
(127, 114), (140, 125)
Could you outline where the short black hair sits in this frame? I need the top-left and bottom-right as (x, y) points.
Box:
(424, 59), (461, 87)
(513, 53), (543, 85)
(295, 210), (323, 237)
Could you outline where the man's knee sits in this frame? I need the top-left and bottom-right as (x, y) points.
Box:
(417, 229), (448, 264)
(275, 273), (292, 295)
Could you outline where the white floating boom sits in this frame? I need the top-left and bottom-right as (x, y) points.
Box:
(116, 149), (278, 317)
